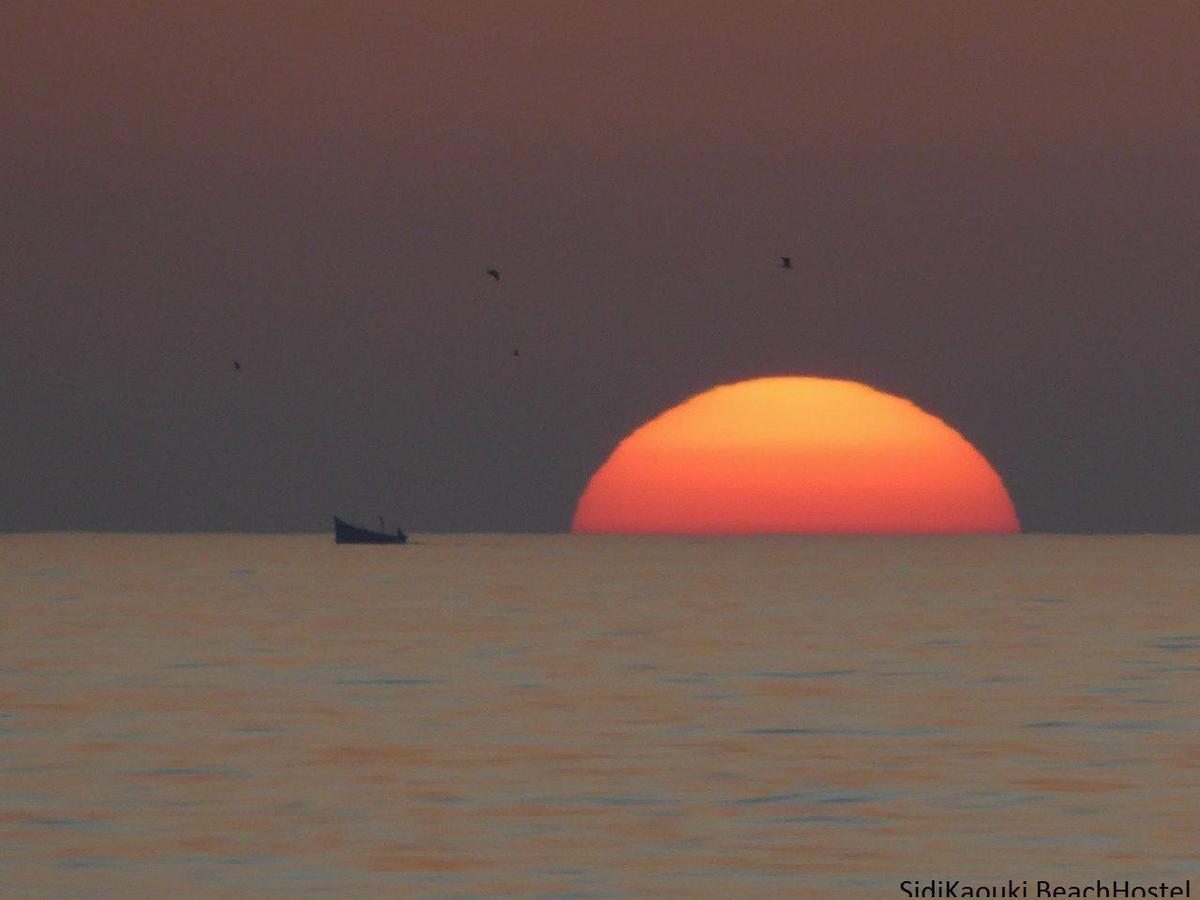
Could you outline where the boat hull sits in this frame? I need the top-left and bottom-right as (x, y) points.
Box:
(333, 517), (407, 544)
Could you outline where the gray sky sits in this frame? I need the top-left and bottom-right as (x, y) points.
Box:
(3, 2), (1198, 532)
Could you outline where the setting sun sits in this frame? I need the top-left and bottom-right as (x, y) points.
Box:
(572, 377), (1020, 534)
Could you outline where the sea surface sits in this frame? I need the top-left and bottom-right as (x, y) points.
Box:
(1, 534), (1196, 898)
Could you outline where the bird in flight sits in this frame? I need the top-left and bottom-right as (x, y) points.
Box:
(233, 361), (241, 371)
(780, 257), (792, 269)
(486, 269), (500, 281)
(512, 348), (520, 357)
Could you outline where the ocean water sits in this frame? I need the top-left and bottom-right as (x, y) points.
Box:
(0, 533), (1196, 898)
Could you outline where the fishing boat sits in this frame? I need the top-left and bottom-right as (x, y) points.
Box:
(333, 516), (407, 544)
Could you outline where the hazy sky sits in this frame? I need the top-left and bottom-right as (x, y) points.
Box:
(3, 2), (1198, 533)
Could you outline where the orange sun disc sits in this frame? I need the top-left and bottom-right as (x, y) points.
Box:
(572, 376), (1020, 534)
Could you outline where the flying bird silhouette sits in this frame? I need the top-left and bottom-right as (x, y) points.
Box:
(512, 348), (520, 357)
(780, 257), (792, 269)
(486, 269), (500, 281)
(233, 361), (241, 371)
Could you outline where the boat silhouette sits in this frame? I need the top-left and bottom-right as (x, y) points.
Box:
(333, 516), (407, 544)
